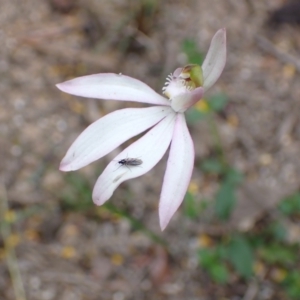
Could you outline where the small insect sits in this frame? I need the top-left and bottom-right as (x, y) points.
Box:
(113, 157), (143, 172)
(118, 158), (143, 167)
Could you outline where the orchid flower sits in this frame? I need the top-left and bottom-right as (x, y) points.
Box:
(57, 28), (226, 230)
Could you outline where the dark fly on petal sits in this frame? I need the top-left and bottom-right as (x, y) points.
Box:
(113, 157), (143, 172)
(118, 158), (143, 167)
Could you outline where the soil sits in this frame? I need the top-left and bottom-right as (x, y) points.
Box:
(1, 0), (300, 299)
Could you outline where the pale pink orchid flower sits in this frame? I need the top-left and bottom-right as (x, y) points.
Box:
(57, 28), (226, 230)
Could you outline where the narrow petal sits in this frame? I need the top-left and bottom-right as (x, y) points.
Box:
(56, 73), (170, 105)
(60, 106), (173, 171)
(171, 87), (204, 113)
(202, 28), (226, 92)
(92, 112), (177, 205)
(159, 114), (195, 230)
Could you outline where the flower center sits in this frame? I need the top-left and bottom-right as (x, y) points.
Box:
(162, 64), (203, 99)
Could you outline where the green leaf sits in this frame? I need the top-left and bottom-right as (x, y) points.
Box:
(60, 174), (93, 211)
(259, 243), (297, 265)
(279, 193), (300, 216)
(207, 93), (229, 112)
(201, 158), (224, 174)
(198, 248), (229, 284)
(210, 263), (229, 284)
(183, 191), (198, 219)
(198, 199), (209, 213)
(198, 248), (217, 268)
(185, 107), (208, 124)
(214, 168), (243, 220)
(225, 168), (244, 185)
(283, 271), (300, 299)
(215, 181), (236, 220)
(268, 222), (287, 241)
(226, 235), (253, 278)
(181, 39), (204, 65)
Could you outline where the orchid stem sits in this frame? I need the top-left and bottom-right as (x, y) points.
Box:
(0, 184), (27, 300)
(104, 203), (167, 247)
(208, 113), (227, 168)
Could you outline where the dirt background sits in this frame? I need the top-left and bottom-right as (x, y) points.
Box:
(1, 0), (300, 299)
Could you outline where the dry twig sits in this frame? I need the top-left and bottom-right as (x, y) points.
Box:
(0, 184), (27, 300)
(256, 35), (300, 73)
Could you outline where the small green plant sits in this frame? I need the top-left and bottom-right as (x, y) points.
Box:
(185, 93), (229, 125)
(183, 191), (209, 219)
(181, 39), (204, 65)
(197, 191), (300, 299)
(201, 158), (224, 174)
(279, 192), (300, 216)
(208, 93), (229, 112)
(283, 271), (300, 299)
(258, 243), (297, 265)
(226, 235), (253, 278)
(60, 173), (93, 212)
(198, 234), (253, 282)
(214, 168), (243, 220)
(266, 221), (287, 242)
(198, 246), (229, 284)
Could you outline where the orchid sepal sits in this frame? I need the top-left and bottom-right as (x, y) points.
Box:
(202, 28), (226, 92)
(56, 73), (170, 106)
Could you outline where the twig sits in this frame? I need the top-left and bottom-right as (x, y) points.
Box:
(256, 35), (300, 73)
(0, 184), (27, 300)
(40, 271), (102, 290)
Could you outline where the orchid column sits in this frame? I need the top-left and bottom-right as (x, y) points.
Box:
(57, 28), (226, 230)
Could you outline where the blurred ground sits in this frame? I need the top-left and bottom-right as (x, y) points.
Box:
(1, 0), (300, 299)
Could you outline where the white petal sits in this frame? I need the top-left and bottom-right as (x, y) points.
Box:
(60, 106), (172, 171)
(92, 112), (177, 205)
(171, 87), (204, 113)
(56, 73), (169, 105)
(202, 28), (226, 92)
(159, 113), (195, 230)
